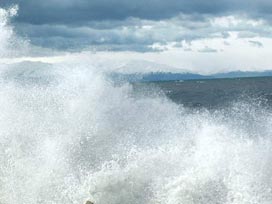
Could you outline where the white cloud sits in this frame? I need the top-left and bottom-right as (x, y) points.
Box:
(2, 6), (272, 74)
(4, 34), (271, 75)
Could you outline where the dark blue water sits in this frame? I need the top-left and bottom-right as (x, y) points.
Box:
(133, 77), (272, 109)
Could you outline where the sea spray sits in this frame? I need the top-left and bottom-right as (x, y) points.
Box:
(0, 5), (29, 58)
(1, 60), (272, 204)
(1, 6), (272, 204)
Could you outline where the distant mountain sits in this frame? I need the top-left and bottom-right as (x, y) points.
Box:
(109, 60), (272, 82)
(109, 72), (210, 83)
(0, 61), (54, 84)
(4, 60), (272, 83)
(141, 72), (211, 81)
(112, 60), (187, 73)
(109, 70), (272, 83)
(212, 70), (272, 78)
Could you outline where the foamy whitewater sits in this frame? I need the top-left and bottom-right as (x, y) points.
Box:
(1, 6), (272, 204)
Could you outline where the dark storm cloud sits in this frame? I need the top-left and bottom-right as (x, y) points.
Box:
(13, 16), (226, 51)
(1, 0), (231, 25)
(2, 0), (272, 51)
(14, 21), (159, 51)
(2, 0), (272, 25)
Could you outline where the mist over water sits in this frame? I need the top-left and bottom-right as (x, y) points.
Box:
(1, 6), (272, 204)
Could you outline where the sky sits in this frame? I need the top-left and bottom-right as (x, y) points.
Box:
(1, 0), (272, 73)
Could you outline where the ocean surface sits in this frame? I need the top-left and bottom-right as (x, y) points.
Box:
(1, 63), (272, 204)
(134, 77), (272, 108)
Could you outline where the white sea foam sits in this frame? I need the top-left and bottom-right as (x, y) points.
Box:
(1, 6), (272, 204)
(0, 5), (30, 58)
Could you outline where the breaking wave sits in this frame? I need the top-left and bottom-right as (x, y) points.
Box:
(1, 6), (272, 204)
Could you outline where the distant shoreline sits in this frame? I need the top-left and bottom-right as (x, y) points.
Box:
(111, 71), (272, 83)
(137, 75), (272, 83)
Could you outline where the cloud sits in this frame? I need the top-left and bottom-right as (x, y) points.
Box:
(0, 0), (230, 24)
(11, 14), (272, 52)
(2, 0), (272, 25)
(2, 1), (272, 51)
(13, 15), (213, 51)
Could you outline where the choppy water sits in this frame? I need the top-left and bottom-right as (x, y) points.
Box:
(2, 6), (272, 204)
(134, 77), (272, 109)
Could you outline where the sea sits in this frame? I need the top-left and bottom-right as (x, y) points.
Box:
(1, 64), (272, 204)
(2, 6), (272, 204)
(134, 77), (272, 109)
